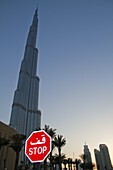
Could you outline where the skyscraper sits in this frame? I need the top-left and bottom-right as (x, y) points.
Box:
(94, 149), (104, 170)
(84, 144), (92, 165)
(9, 9), (41, 138)
(100, 144), (112, 170)
(94, 144), (113, 170)
(83, 144), (93, 169)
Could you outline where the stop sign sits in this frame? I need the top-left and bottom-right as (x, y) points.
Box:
(25, 130), (51, 163)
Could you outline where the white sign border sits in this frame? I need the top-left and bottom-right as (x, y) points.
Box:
(25, 130), (52, 163)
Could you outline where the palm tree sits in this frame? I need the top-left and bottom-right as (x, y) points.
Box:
(9, 134), (26, 170)
(79, 154), (86, 170)
(80, 162), (95, 170)
(0, 137), (10, 151)
(35, 127), (41, 131)
(79, 154), (85, 162)
(79, 154), (94, 170)
(53, 153), (66, 170)
(43, 125), (56, 170)
(48, 155), (55, 170)
(53, 135), (66, 169)
(68, 158), (73, 170)
(0, 137), (10, 168)
(75, 159), (80, 170)
(86, 163), (95, 170)
(49, 142), (56, 169)
(62, 158), (68, 170)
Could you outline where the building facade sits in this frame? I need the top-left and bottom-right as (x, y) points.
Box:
(84, 144), (93, 165)
(100, 144), (112, 170)
(83, 144), (93, 170)
(0, 121), (18, 170)
(94, 149), (104, 170)
(94, 144), (113, 170)
(9, 9), (41, 137)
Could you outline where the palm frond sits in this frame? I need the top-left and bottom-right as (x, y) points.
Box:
(9, 134), (26, 152)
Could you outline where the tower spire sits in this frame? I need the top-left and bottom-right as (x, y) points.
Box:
(26, 8), (38, 52)
(36, 4), (38, 13)
(9, 10), (41, 164)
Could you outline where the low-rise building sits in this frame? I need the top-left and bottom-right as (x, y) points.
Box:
(0, 121), (18, 170)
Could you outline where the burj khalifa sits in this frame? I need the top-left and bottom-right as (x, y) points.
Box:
(9, 9), (41, 137)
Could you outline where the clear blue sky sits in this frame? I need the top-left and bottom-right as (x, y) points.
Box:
(0, 0), (113, 164)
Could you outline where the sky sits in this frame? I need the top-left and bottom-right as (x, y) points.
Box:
(0, 0), (113, 165)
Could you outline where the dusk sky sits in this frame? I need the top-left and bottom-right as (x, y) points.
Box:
(0, 0), (113, 164)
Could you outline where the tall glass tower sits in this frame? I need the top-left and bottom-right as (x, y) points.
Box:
(99, 144), (112, 170)
(84, 144), (93, 169)
(9, 9), (41, 137)
(94, 144), (113, 170)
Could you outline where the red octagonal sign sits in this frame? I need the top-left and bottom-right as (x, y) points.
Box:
(25, 130), (51, 163)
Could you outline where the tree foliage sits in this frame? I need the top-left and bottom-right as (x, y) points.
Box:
(0, 137), (10, 150)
